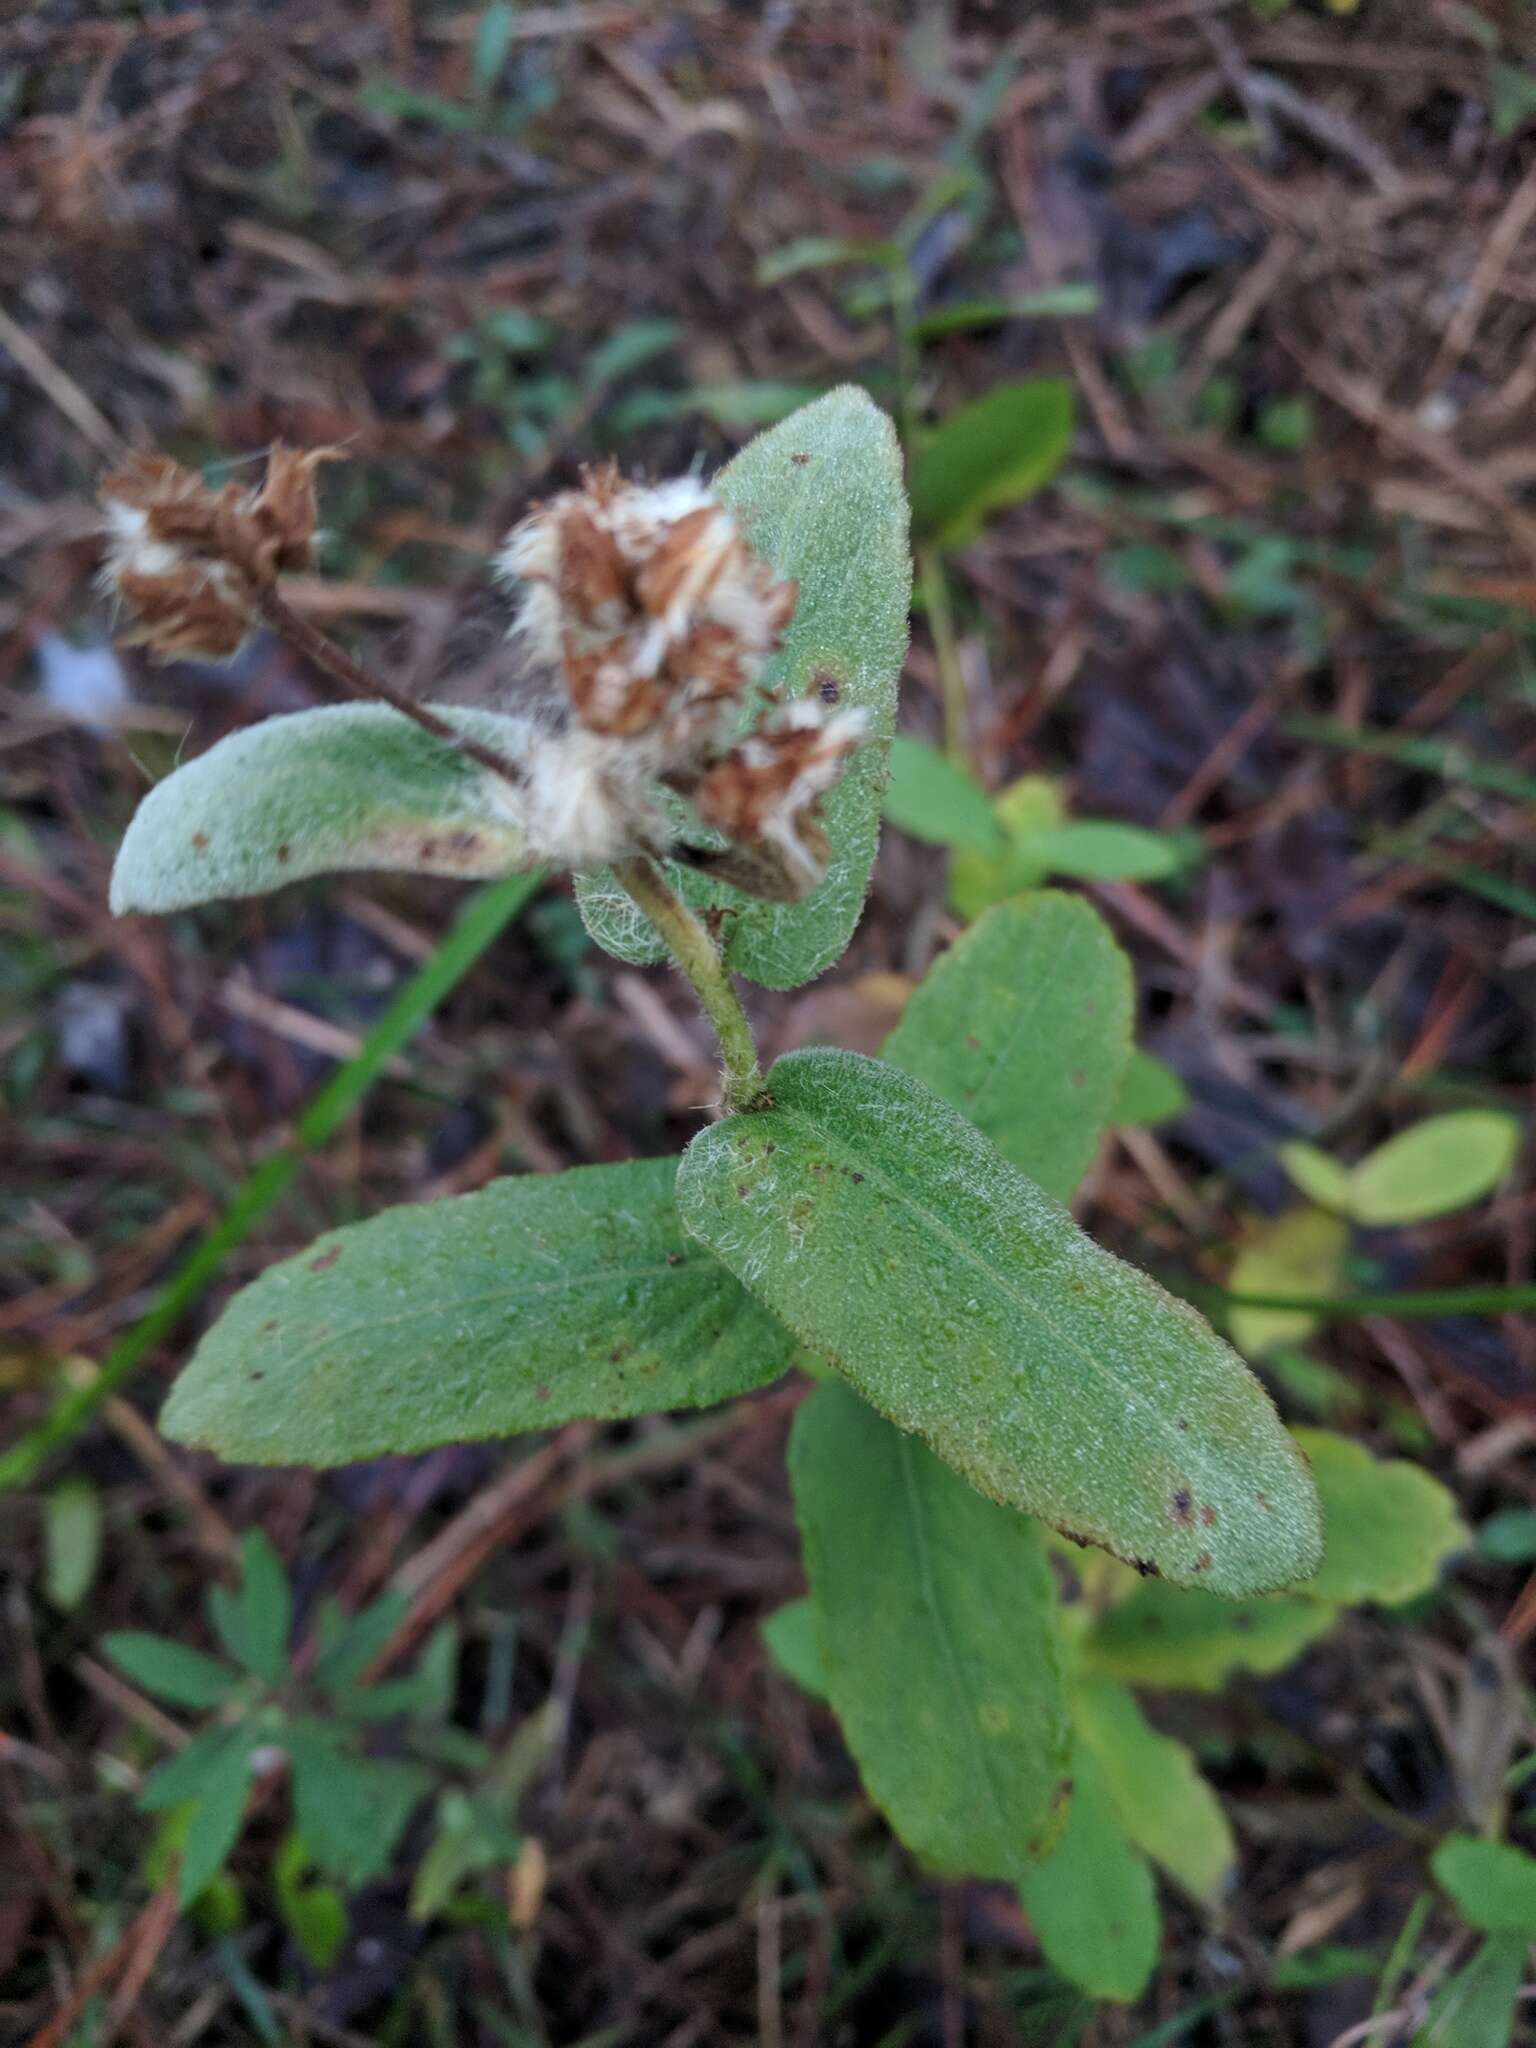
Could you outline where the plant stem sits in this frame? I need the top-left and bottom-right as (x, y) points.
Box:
(614, 855), (768, 1115)
(0, 869), (544, 1492)
(253, 586), (529, 789)
(917, 542), (970, 769)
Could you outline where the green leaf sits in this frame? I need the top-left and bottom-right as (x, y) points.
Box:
(883, 893), (1133, 1199)
(1431, 1836), (1536, 1937)
(576, 387), (911, 990)
(286, 1722), (431, 1885)
(1072, 1677), (1234, 1903)
(312, 1592), (410, 1692)
(141, 1725), (252, 1813)
(1114, 1049), (1188, 1128)
(44, 1476), (101, 1611)
(210, 1531), (292, 1687)
(677, 1049), (1321, 1596)
(1477, 1509), (1536, 1564)
(1346, 1112), (1522, 1227)
(177, 1733), (255, 1907)
(1412, 1934), (1529, 2048)
(947, 774), (1061, 922)
(760, 1597), (828, 1702)
(102, 1631), (242, 1709)
(1080, 1580), (1332, 1692)
(1296, 1428), (1466, 1607)
(274, 1833), (347, 1969)
(1278, 1142), (1353, 1213)
(1008, 821), (1192, 884)
(1018, 1747), (1158, 2003)
(789, 1382), (1070, 1877)
(161, 1158), (793, 1465)
(881, 736), (1002, 851)
(111, 704), (532, 915)
(911, 378), (1075, 546)
(1229, 1206), (1351, 1358)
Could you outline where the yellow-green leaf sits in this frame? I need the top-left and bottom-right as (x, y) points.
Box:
(1079, 1580), (1332, 1692)
(1297, 1428), (1466, 1607)
(1072, 1677), (1235, 1904)
(1347, 1111), (1522, 1227)
(911, 378), (1075, 547)
(1229, 1206), (1350, 1359)
(1018, 1747), (1158, 2003)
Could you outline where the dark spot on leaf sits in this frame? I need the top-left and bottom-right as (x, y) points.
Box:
(191, 831), (210, 853)
(736, 1183), (750, 1198)
(1195, 1551), (1213, 1572)
(790, 451), (809, 466)
(1201, 1504), (1217, 1527)
(535, 1384), (551, 1402)
(445, 830), (481, 855)
(851, 1171), (865, 1183)
(261, 1319), (278, 1334)
(249, 1369), (265, 1381)
(666, 1251), (684, 1267)
(1177, 1418), (1191, 1433)
(608, 1346), (627, 1364)
(420, 837), (439, 860)
(1131, 1557), (1159, 1578)
(1256, 1491), (1270, 1510)
(1171, 1488), (1193, 1525)
(309, 1246), (342, 1272)
(1234, 1611), (1252, 1631)
(764, 1142), (776, 1155)
(814, 669), (840, 704)
(965, 1034), (980, 1050)
(275, 843), (290, 864)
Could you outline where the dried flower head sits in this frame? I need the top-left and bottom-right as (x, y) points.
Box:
(695, 699), (869, 900)
(100, 446), (336, 661)
(498, 469), (797, 766)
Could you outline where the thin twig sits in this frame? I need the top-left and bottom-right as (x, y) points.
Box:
(252, 586), (530, 788)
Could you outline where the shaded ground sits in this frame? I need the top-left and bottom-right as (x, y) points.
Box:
(2, 3), (1535, 2043)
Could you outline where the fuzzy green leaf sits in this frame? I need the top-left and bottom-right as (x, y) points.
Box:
(1072, 1677), (1234, 1903)
(883, 892), (1133, 1199)
(882, 736), (1003, 851)
(1079, 1580), (1332, 1692)
(1018, 1747), (1158, 2003)
(1297, 1428), (1466, 1607)
(111, 703), (533, 914)
(789, 1381), (1070, 1878)
(102, 1631), (242, 1709)
(1347, 1111), (1522, 1227)
(1431, 1837), (1536, 1938)
(576, 387), (912, 989)
(677, 1049), (1321, 1596)
(911, 378), (1075, 546)
(947, 773), (1061, 922)
(161, 1159), (793, 1465)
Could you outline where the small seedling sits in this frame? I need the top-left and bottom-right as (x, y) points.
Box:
(101, 392), (1326, 1939)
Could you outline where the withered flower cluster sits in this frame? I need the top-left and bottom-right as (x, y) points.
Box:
(100, 449), (867, 902)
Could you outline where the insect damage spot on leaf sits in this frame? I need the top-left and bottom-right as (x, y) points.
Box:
(308, 1247), (342, 1272)
(1171, 1489), (1193, 1526)
(191, 832), (210, 852)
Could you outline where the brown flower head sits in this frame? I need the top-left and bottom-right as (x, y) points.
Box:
(695, 698), (868, 900)
(498, 471), (797, 765)
(99, 445), (337, 661)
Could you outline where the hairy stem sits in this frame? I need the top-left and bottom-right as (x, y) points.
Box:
(614, 855), (768, 1115)
(917, 543), (970, 769)
(253, 586), (528, 788)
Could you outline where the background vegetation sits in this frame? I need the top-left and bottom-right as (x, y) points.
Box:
(2, 2), (1534, 2042)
